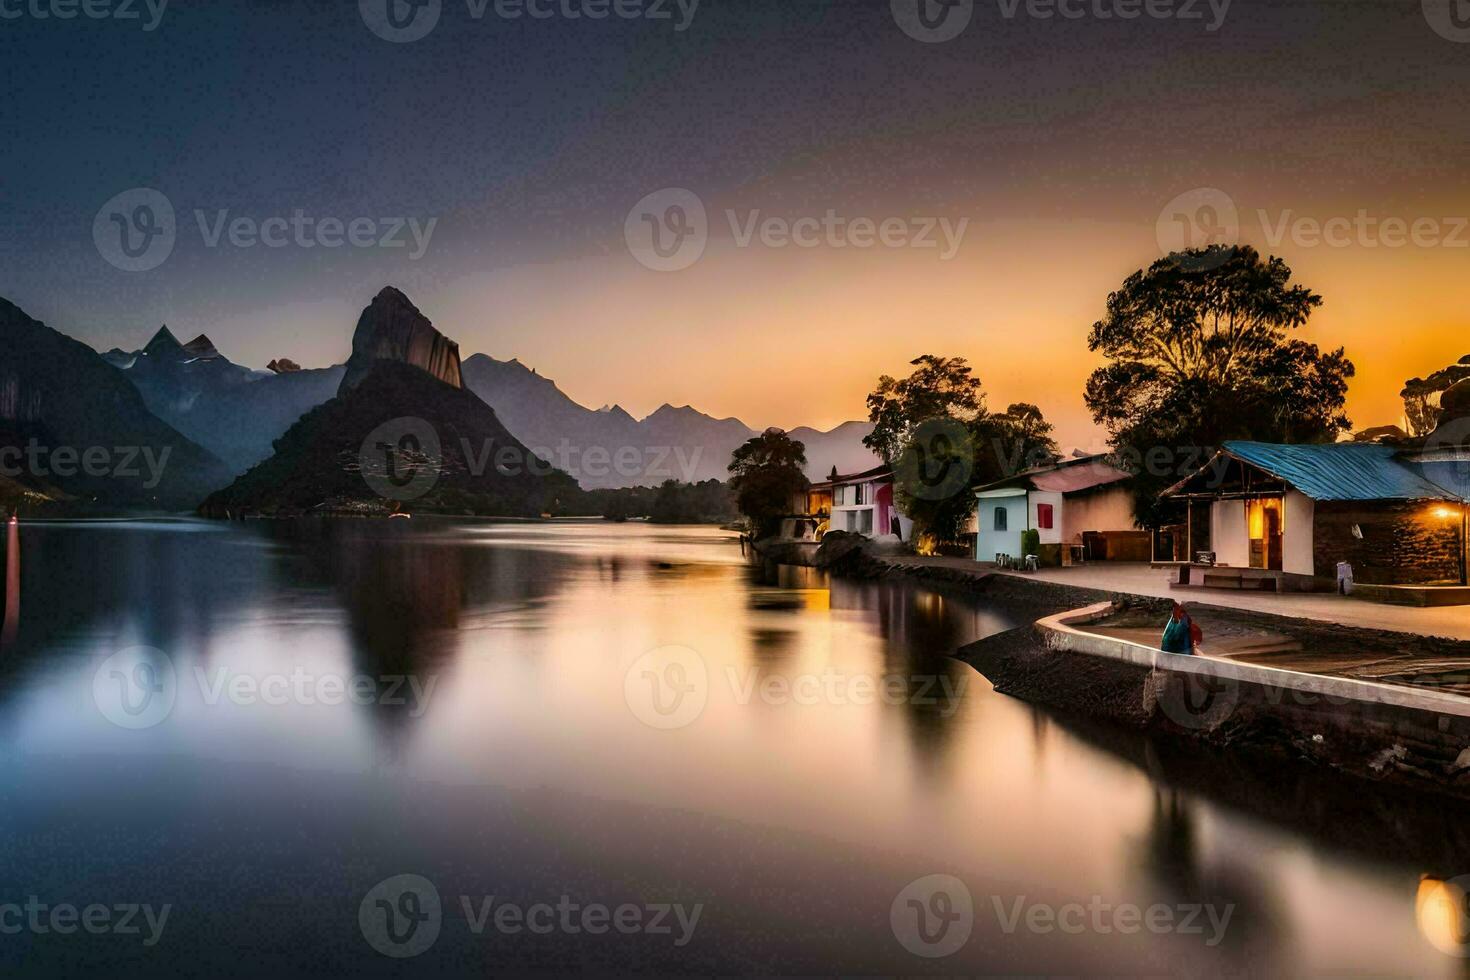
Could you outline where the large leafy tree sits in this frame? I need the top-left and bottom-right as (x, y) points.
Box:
(1401, 355), (1470, 437)
(863, 355), (984, 464)
(728, 428), (809, 538)
(1084, 245), (1354, 524)
(864, 357), (1057, 545)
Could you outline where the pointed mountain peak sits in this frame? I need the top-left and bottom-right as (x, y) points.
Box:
(143, 325), (183, 355)
(339, 287), (463, 395)
(182, 334), (220, 360)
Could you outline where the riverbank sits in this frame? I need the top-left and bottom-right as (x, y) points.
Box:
(754, 535), (1470, 800)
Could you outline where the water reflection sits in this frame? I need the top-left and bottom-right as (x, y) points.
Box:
(0, 519), (1464, 976)
(3, 515), (19, 647)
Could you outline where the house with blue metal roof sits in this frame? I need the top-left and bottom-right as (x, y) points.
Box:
(1162, 440), (1470, 589)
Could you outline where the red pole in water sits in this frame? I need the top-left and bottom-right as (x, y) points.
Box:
(2, 514), (18, 647)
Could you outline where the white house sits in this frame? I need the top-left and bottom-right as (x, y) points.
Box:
(973, 455), (1145, 563)
(810, 466), (912, 542)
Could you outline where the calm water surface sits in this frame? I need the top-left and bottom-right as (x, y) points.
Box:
(0, 519), (1463, 976)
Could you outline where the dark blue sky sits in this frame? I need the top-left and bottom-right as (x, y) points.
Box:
(4, 0), (1468, 436)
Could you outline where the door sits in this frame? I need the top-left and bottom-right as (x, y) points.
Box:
(1246, 498), (1283, 571)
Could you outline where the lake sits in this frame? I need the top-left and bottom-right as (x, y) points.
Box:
(0, 519), (1462, 976)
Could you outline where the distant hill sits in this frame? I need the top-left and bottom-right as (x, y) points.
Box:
(201, 289), (576, 518)
(0, 298), (235, 511)
(461, 354), (880, 488)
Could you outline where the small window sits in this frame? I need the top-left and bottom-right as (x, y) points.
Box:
(1037, 503), (1054, 529)
(994, 507), (1008, 532)
(854, 484), (865, 505)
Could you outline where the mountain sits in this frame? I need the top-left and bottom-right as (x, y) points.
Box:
(339, 287), (462, 393)
(461, 354), (880, 488)
(179, 364), (347, 474)
(787, 421), (886, 477)
(101, 324), (263, 442)
(0, 298), (235, 511)
(201, 291), (575, 518)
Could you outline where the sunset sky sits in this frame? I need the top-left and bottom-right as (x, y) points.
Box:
(5, 0), (1469, 448)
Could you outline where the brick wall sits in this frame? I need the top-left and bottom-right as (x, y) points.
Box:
(1312, 500), (1464, 585)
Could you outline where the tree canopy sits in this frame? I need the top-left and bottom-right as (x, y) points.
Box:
(1401, 355), (1470, 437)
(864, 356), (1057, 546)
(1084, 245), (1353, 524)
(727, 428), (809, 538)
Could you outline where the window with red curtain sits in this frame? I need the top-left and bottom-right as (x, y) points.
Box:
(1037, 503), (1054, 529)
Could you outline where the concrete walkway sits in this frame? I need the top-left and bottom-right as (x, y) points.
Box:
(886, 557), (1470, 641)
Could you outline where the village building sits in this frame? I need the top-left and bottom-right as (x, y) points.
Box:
(973, 454), (1147, 564)
(806, 465), (910, 542)
(1161, 439), (1470, 591)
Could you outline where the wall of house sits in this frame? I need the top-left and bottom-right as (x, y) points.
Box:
(1211, 499), (1249, 566)
(1313, 500), (1464, 585)
(1283, 490), (1315, 576)
(975, 493), (1026, 560)
(1060, 486), (1136, 540)
(1029, 491), (1064, 545)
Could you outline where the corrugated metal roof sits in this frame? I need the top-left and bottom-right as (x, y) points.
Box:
(1220, 441), (1458, 501)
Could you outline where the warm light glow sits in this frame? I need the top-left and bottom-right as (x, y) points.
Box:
(1416, 876), (1470, 957)
(1435, 506), (1456, 520)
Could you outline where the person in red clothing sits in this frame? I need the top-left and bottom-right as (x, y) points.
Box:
(1160, 602), (1203, 655)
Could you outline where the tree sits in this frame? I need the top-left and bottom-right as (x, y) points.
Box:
(727, 429), (809, 538)
(863, 355), (983, 464)
(1401, 355), (1470, 437)
(864, 357), (1057, 546)
(1084, 245), (1354, 524)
